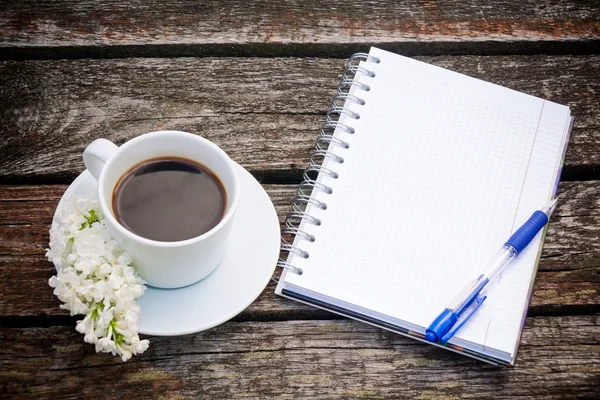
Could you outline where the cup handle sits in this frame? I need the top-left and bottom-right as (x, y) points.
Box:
(83, 139), (119, 181)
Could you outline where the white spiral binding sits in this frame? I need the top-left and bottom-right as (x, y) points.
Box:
(276, 52), (380, 279)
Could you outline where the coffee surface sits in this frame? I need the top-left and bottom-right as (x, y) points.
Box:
(113, 157), (226, 242)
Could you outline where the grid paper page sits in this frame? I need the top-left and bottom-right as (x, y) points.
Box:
(280, 47), (571, 356)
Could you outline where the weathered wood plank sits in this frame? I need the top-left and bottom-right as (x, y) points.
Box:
(1, 317), (599, 398)
(2, 252), (597, 321)
(1, 181), (597, 261)
(0, 181), (598, 319)
(1, 56), (599, 183)
(1, 0), (599, 59)
(1, 254), (598, 320)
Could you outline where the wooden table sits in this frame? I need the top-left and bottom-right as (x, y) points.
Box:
(1, 1), (599, 398)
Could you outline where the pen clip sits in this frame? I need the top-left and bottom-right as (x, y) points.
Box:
(440, 294), (487, 344)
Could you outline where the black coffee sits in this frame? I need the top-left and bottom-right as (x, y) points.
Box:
(113, 157), (226, 242)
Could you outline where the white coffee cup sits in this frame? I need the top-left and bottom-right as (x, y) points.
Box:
(83, 130), (240, 289)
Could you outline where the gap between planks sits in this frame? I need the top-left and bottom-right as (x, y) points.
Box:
(2, 40), (600, 61)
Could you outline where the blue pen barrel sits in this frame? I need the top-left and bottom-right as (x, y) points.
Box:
(447, 276), (485, 312)
(481, 246), (517, 283)
(505, 211), (549, 254)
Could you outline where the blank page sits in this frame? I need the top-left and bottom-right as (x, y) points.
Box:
(279, 47), (571, 357)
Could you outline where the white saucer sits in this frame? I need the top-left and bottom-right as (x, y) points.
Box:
(53, 163), (280, 336)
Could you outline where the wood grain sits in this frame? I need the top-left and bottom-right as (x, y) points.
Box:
(1, 253), (598, 321)
(0, 181), (598, 319)
(1, 0), (599, 59)
(1, 317), (599, 398)
(0, 56), (599, 183)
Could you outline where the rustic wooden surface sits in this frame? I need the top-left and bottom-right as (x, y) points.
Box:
(1, 56), (599, 184)
(1, 317), (599, 399)
(1, 181), (599, 321)
(1, 1), (599, 398)
(1, 0), (599, 58)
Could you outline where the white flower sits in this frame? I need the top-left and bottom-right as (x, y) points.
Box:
(96, 336), (116, 354)
(84, 330), (99, 344)
(115, 344), (132, 362)
(97, 305), (115, 330)
(108, 274), (125, 290)
(96, 263), (114, 279)
(76, 314), (92, 333)
(47, 195), (149, 361)
(118, 253), (132, 266)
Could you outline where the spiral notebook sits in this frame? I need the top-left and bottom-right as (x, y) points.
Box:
(275, 47), (573, 365)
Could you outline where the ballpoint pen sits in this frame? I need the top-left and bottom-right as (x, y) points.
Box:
(425, 198), (559, 344)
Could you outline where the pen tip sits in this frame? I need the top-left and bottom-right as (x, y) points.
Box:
(542, 198), (558, 216)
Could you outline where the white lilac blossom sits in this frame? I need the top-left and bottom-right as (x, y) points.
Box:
(46, 196), (149, 361)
